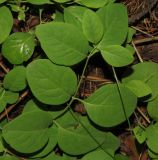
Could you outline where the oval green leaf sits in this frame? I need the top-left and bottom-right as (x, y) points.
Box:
(0, 88), (18, 113)
(53, 0), (70, 2)
(82, 9), (104, 44)
(64, 6), (88, 30)
(133, 126), (146, 144)
(83, 84), (137, 127)
(26, 0), (52, 4)
(100, 45), (134, 67)
(0, 6), (13, 44)
(57, 115), (106, 155)
(147, 97), (158, 121)
(81, 150), (113, 160)
(114, 154), (129, 160)
(0, 154), (18, 160)
(26, 59), (77, 105)
(4, 66), (27, 92)
(122, 62), (158, 101)
(0, 0), (6, 4)
(124, 80), (152, 98)
(97, 4), (128, 47)
(77, 0), (109, 8)
(2, 32), (35, 64)
(32, 125), (58, 158)
(36, 22), (89, 66)
(146, 123), (158, 153)
(2, 111), (52, 153)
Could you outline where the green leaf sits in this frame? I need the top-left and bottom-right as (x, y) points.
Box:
(0, 6), (13, 44)
(53, 0), (70, 2)
(54, 11), (64, 22)
(133, 126), (146, 144)
(114, 154), (129, 160)
(81, 150), (113, 160)
(3, 66), (26, 92)
(146, 123), (158, 153)
(147, 96), (158, 121)
(0, 154), (19, 160)
(0, 134), (4, 152)
(41, 152), (61, 160)
(126, 27), (136, 43)
(32, 125), (58, 158)
(125, 44), (135, 55)
(100, 45), (134, 67)
(0, 89), (18, 113)
(2, 32), (35, 64)
(36, 22), (89, 65)
(64, 6), (88, 30)
(122, 62), (158, 101)
(26, 0), (52, 4)
(97, 4), (128, 47)
(57, 115), (107, 155)
(124, 80), (152, 98)
(82, 84), (137, 127)
(82, 9), (104, 44)
(22, 99), (41, 113)
(0, 0), (6, 4)
(2, 111), (53, 153)
(27, 59), (77, 105)
(101, 133), (120, 156)
(23, 99), (63, 119)
(77, 0), (110, 8)
(148, 149), (158, 159)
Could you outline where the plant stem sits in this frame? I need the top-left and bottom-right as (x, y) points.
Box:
(112, 67), (132, 133)
(0, 90), (29, 121)
(132, 41), (144, 63)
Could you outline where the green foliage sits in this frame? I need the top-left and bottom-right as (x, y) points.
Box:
(76, 0), (110, 8)
(3, 66), (27, 91)
(0, 6), (13, 44)
(2, 32), (35, 64)
(97, 4), (128, 47)
(124, 80), (152, 98)
(82, 84), (137, 127)
(64, 6), (88, 30)
(0, 0), (6, 4)
(0, 88), (19, 113)
(146, 123), (158, 153)
(26, 59), (77, 105)
(81, 150), (113, 160)
(3, 111), (53, 153)
(36, 22), (89, 65)
(26, 0), (53, 4)
(133, 126), (146, 144)
(100, 45), (134, 67)
(82, 9), (104, 44)
(0, 0), (157, 159)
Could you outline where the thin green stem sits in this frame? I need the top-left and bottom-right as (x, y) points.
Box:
(73, 47), (97, 97)
(112, 66), (132, 133)
(68, 108), (114, 158)
(54, 47), (97, 120)
(55, 47), (113, 158)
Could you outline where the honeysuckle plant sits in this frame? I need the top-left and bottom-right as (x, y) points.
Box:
(0, 0), (158, 159)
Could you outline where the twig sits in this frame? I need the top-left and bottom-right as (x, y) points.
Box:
(132, 41), (144, 63)
(81, 75), (112, 82)
(0, 90), (29, 121)
(0, 61), (9, 73)
(133, 36), (158, 44)
(131, 26), (154, 37)
(136, 107), (150, 124)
